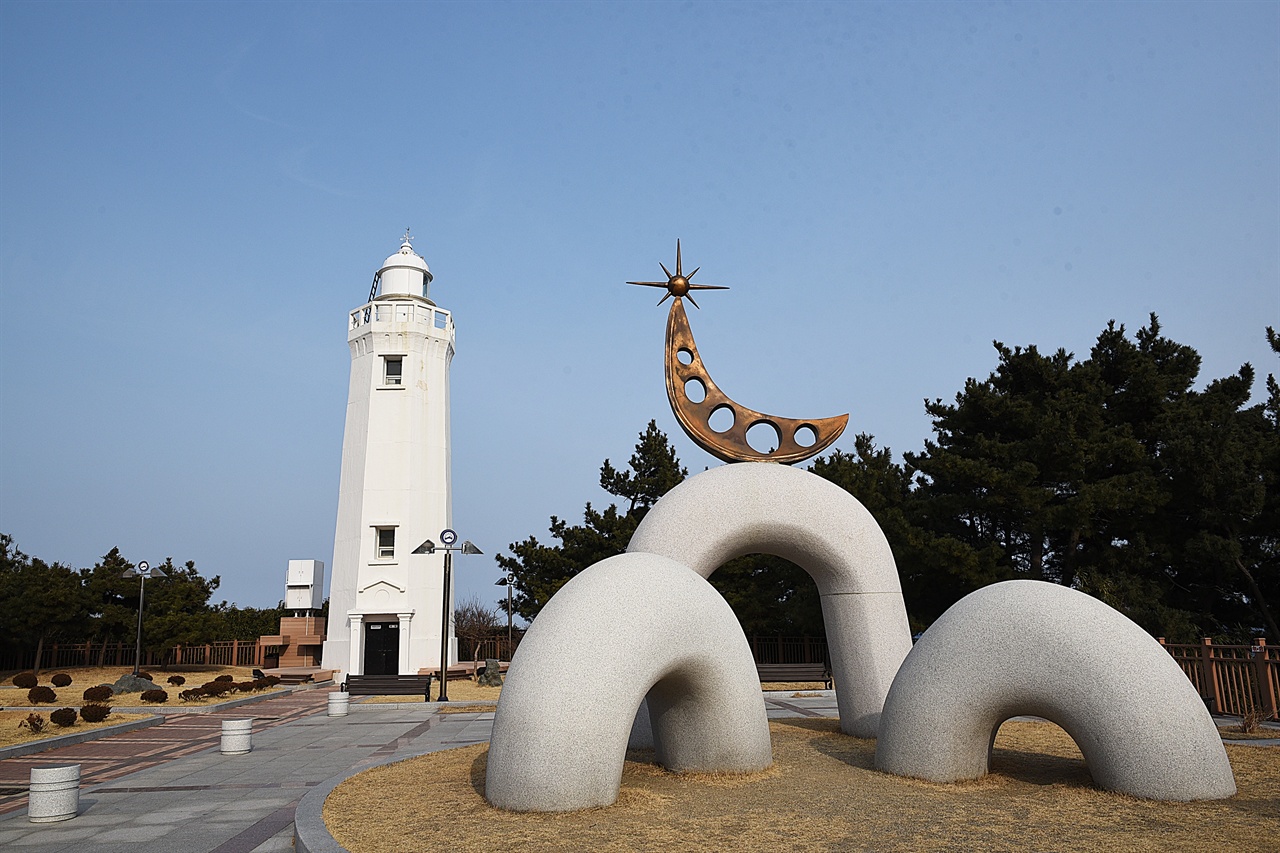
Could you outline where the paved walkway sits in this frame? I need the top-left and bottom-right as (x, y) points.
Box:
(4, 688), (1267, 853)
(0, 689), (840, 852)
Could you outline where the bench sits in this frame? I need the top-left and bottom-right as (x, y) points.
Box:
(343, 674), (434, 699)
(756, 663), (832, 689)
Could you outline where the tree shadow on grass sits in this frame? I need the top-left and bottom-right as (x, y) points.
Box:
(469, 749), (489, 797)
(773, 716), (878, 770)
(988, 747), (1095, 788)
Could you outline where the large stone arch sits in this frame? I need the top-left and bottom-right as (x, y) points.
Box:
(875, 580), (1236, 800)
(485, 552), (772, 812)
(628, 462), (913, 737)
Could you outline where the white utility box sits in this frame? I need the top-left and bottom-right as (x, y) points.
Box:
(285, 559), (325, 611)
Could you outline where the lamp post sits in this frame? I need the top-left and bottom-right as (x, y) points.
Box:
(495, 573), (514, 655)
(413, 531), (483, 702)
(122, 560), (168, 677)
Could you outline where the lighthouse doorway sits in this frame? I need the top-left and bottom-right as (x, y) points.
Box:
(363, 621), (400, 675)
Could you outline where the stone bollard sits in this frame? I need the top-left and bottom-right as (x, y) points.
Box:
(328, 691), (350, 717)
(220, 719), (253, 755)
(28, 764), (80, 823)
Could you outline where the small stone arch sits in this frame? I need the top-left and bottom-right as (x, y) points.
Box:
(874, 580), (1236, 800)
(485, 552), (772, 812)
(628, 462), (913, 737)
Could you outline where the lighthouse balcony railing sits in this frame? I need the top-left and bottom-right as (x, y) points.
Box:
(351, 301), (451, 331)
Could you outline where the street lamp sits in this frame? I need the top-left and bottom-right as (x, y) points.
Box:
(495, 573), (514, 654)
(413, 530), (483, 702)
(122, 560), (168, 677)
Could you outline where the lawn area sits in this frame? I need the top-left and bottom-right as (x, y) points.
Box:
(325, 718), (1279, 853)
(0, 665), (278, 708)
(0, 709), (152, 749)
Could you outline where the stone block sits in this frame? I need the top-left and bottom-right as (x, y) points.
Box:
(28, 763), (79, 823)
(220, 719), (253, 755)
(485, 552), (771, 812)
(874, 580), (1236, 800)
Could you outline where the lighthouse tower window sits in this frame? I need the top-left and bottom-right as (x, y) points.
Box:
(383, 357), (403, 386)
(376, 528), (396, 560)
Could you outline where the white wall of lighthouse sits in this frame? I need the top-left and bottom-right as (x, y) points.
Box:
(322, 237), (455, 680)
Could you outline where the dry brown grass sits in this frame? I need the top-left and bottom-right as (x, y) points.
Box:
(761, 681), (829, 691)
(0, 665), (272, 708)
(324, 719), (1279, 853)
(439, 704), (498, 715)
(0, 710), (152, 748)
(1220, 726), (1280, 741)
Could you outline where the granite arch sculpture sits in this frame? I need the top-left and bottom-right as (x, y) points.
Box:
(874, 580), (1236, 801)
(484, 551), (772, 812)
(628, 462), (913, 737)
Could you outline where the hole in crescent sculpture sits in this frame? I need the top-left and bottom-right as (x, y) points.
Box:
(664, 298), (848, 464)
(708, 404), (735, 433)
(684, 377), (706, 404)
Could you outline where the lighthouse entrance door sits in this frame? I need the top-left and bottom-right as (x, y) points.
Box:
(363, 621), (400, 675)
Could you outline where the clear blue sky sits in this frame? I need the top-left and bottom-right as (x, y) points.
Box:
(1, 1), (1276, 612)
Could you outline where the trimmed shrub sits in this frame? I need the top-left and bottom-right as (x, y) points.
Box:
(12, 672), (38, 689)
(139, 689), (168, 704)
(167, 675), (186, 687)
(50, 708), (77, 727)
(251, 678), (270, 691)
(200, 681), (233, 697)
(214, 674), (235, 683)
(28, 686), (57, 704)
(80, 704), (111, 723)
(137, 671), (153, 681)
(234, 681), (256, 693)
(264, 675), (281, 687)
(18, 713), (46, 734)
(83, 685), (113, 703)
(50, 673), (72, 688)
(178, 688), (204, 702)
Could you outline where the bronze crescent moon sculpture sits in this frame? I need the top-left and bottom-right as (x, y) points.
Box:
(628, 242), (849, 465)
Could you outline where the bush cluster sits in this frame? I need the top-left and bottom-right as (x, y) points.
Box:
(176, 675), (279, 703)
(139, 689), (168, 704)
(18, 712), (46, 734)
(12, 672), (38, 689)
(83, 685), (113, 703)
(50, 673), (72, 687)
(137, 671), (153, 681)
(80, 704), (111, 723)
(50, 708), (77, 727)
(167, 675), (186, 686)
(28, 686), (57, 704)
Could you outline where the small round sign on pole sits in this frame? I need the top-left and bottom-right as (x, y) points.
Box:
(137, 561), (150, 575)
(440, 529), (458, 546)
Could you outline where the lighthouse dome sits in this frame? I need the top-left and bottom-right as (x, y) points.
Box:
(376, 234), (433, 300)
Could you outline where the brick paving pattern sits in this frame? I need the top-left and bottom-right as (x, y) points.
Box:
(0, 688), (330, 816)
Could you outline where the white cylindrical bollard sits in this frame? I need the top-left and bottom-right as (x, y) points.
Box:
(28, 764), (80, 823)
(328, 691), (350, 717)
(220, 719), (253, 755)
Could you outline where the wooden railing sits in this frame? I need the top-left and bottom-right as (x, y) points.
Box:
(749, 635), (829, 665)
(0, 640), (263, 672)
(1159, 638), (1279, 720)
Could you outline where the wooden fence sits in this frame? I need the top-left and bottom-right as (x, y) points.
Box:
(1159, 638), (1279, 720)
(749, 635), (830, 665)
(0, 640), (263, 672)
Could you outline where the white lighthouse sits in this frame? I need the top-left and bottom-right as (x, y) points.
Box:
(322, 233), (455, 680)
